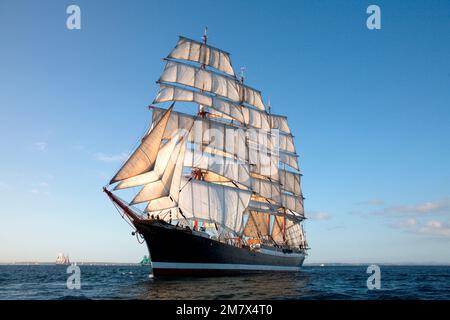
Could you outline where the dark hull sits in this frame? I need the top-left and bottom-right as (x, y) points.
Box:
(134, 220), (305, 277)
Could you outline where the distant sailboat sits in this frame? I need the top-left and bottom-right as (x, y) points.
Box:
(104, 31), (308, 276)
(55, 253), (70, 265)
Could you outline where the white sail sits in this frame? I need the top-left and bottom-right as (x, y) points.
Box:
(279, 150), (299, 170)
(144, 138), (187, 212)
(278, 133), (296, 154)
(251, 177), (281, 204)
(279, 169), (302, 196)
(145, 196), (177, 213)
(152, 107), (247, 161)
(270, 114), (291, 134)
(248, 145), (279, 181)
(168, 36), (235, 76)
(155, 83), (273, 131)
(282, 193), (304, 215)
(110, 107), (172, 183)
(243, 211), (270, 237)
(131, 135), (185, 204)
(159, 60), (265, 111)
(271, 215), (285, 244)
(248, 200), (279, 213)
(178, 177), (252, 233)
(114, 133), (181, 190)
(285, 219), (302, 247)
(184, 148), (251, 187)
(154, 84), (245, 123)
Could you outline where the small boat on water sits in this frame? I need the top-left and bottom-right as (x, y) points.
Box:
(55, 253), (70, 265)
(140, 255), (151, 266)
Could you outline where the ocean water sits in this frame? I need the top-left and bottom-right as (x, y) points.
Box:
(0, 265), (449, 300)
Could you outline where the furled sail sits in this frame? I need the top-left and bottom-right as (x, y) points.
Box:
(110, 106), (173, 184)
(178, 177), (252, 233)
(159, 60), (265, 111)
(168, 36), (235, 76)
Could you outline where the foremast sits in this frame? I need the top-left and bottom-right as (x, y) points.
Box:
(104, 31), (307, 251)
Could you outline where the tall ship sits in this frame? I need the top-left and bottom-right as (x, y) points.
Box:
(55, 253), (70, 265)
(104, 31), (308, 276)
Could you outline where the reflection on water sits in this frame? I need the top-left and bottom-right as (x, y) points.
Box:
(1, 265), (450, 299)
(134, 273), (311, 300)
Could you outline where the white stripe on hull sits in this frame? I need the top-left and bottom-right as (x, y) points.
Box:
(152, 262), (303, 272)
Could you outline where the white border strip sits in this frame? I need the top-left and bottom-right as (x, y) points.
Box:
(152, 262), (302, 272)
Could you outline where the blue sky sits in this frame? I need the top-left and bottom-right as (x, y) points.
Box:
(0, 0), (449, 264)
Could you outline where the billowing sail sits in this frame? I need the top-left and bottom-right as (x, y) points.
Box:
(145, 139), (186, 212)
(168, 36), (235, 76)
(184, 148), (251, 187)
(251, 177), (281, 204)
(270, 114), (291, 134)
(154, 84), (245, 124)
(279, 150), (299, 170)
(285, 219), (302, 247)
(131, 135), (185, 204)
(178, 177), (252, 233)
(243, 211), (270, 238)
(154, 83), (272, 131)
(110, 106), (173, 184)
(279, 169), (302, 196)
(282, 193), (304, 215)
(114, 132), (181, 190)
(271, 215), (285, 244)
(152, 107), (247, 161)
(159, 60), (265, 111)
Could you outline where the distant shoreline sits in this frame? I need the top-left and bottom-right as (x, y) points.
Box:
(1, 262), (449, 266)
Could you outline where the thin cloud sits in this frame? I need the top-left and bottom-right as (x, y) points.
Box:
(392, 218), (450, 238)
(307, 211), (332, 221)
(0, 181), (10, 190)
(30, 181), (50, 196)
(373, 198), (450, 217)
(94, 152), (128, 163)
(34, 142), (47, 152)
(418, 220), (450, 238)
(71, 144), (85, 151)
(357, 199), (385, 206)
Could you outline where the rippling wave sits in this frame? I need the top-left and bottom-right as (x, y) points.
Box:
(0, 265), (449, 300)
